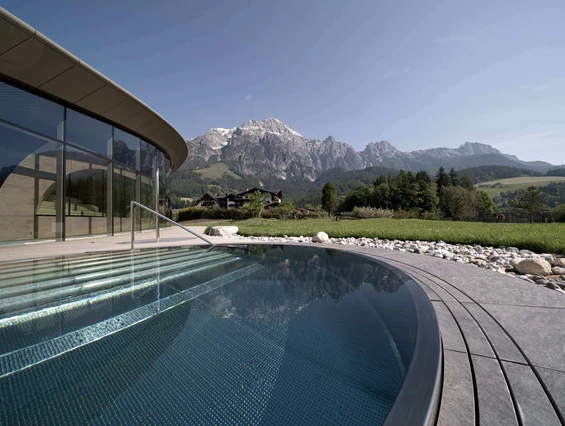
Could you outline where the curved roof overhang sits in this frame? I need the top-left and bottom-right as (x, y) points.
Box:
(0, 7), (187, 171)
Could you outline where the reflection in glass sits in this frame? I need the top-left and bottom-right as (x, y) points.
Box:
(140, 174), (155, 230)
(113, 166), (137, 232)
(0, 121), (62, 241)
(140, 140), (157, 176)
(0, 81), (64, 140)
(113, 128), (140, 170)
(66, 108), (112, 158)
(65, 147), (110, 237)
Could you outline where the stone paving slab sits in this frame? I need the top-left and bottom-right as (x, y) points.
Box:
(484, 304), (565, 372)
(445, 301), (495, 359)
(432, 301), (466, 353)
(537, 367), (565, 417)
(439, 275), (565, 308)
(472, 354), (518, 426)
(503, 361), (561, 426)
(464, 304), (526, 364)
(437, 350), (474, 426)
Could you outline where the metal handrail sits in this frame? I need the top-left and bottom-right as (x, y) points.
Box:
(130, 201), (215, 249)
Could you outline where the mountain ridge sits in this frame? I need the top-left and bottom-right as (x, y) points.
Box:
(181, 118), (563, 180)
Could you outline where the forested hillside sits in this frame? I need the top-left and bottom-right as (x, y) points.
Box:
(458, 165), (542, 183)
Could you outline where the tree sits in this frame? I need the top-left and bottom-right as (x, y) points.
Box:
(449, 168), (459, 187)
(440, 186), (477, 220)
(277, 198), (296, 217)
(513, 186), (545, 222)
(245, 190), (268, 218)
(415, 170), (432, 184)
(321, 182), (338, 216)
(461, 173), (475, 191)
(436, 167), (450, 194)
(475, 190), (496, 214)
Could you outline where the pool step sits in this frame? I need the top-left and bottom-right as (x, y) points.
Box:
(0, 249), (220, 295)
(0, 262), (264, 378)
(0, 248), (241, 317)
(0, 247), (209, 283)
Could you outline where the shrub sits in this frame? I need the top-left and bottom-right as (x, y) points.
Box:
(553, 204), (565, 222)
(392, 210), (421, 219)
(177, 207), (253, 222)
(351, 206), (394, 219)
(421, 211), (442, 221)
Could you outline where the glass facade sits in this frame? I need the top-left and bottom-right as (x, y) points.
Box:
(0, 79), (171, 243)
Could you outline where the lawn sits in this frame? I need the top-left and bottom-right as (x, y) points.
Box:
(475, 176), (565, 198)
(194, 163), (242, 180)
(208, 218), (565, 254)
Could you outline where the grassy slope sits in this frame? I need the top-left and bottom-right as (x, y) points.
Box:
(208, 218), (565, 254)
(475, 176), (565, 197)
(194, 163), (242, 180)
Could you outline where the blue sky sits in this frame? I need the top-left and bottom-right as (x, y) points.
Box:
(4, 0), (565, 163)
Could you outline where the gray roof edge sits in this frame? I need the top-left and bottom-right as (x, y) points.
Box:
(0, 6), (187, 172)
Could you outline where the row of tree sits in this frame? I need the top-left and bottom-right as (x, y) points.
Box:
(321, 167), (496, 220)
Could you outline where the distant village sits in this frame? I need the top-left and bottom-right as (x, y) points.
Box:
(194, 188), (283, 210)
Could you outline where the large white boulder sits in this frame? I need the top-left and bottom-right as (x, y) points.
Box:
(209, 226), (239, 237)
(312, 232), (330, 243)
(514, 258), (553, 276)
(552, 258), (565, 268)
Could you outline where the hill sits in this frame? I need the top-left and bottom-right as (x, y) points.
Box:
(458, 165), (542, 184)
(475, 176), (565, 198)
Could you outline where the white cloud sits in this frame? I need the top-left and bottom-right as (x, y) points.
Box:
(245, 94), (251, 101)
(382, 70), (394, 78)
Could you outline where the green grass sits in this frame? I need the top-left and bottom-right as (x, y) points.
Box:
(475, 176), (565, 197)
(194, 163), (242, 180)
(207, 218), (565, 254)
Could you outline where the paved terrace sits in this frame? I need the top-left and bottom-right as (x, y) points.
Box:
(1, 226), (564, 425)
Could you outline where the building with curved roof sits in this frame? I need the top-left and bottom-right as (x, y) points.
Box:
(0, 6), (187, 242)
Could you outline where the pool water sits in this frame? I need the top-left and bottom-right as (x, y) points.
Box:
(0, 245), (425, 425)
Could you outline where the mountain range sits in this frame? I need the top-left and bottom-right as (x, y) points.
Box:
(182, 118), (563, 181)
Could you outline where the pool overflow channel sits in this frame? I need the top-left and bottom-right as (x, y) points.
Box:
(0, 245), (441, 425)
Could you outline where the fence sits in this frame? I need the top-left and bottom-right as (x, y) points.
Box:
(462, 211), (555, 224)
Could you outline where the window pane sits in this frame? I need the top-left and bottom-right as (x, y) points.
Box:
(0, 80), (64, 140)
(0, 121), (62, 241)
(65, 147), (110, 237)
(113, 128), (140, 170)
(113, 166), (137, 233)
(140, 140), (158, 176)
(140, 174), (155, 230)
(66, 109), (112, 157)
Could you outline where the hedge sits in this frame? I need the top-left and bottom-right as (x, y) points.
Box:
(177, 207), (253, 221)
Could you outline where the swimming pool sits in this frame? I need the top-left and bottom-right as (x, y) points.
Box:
(0, 244), (441, 425)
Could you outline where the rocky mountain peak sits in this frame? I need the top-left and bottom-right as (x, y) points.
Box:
(457, 142), (501, 156)
(240, 118), (303, 138)
(182, 117), (559, 180)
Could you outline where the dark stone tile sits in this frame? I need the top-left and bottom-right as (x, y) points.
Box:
(537, 366), (565, 419)
(473, 355), (519, 426)
(415, 281), (441, 301)
(445, 302), (494, 358)
(484, 305), (565, 372)
(502, 361), (561, 426)
(432, 301), (466, 353)
(437, 350), (474, 426)
(412, 274), (456, 302)
(464, 304), (526, 364)
(440, 275), (565, 308)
